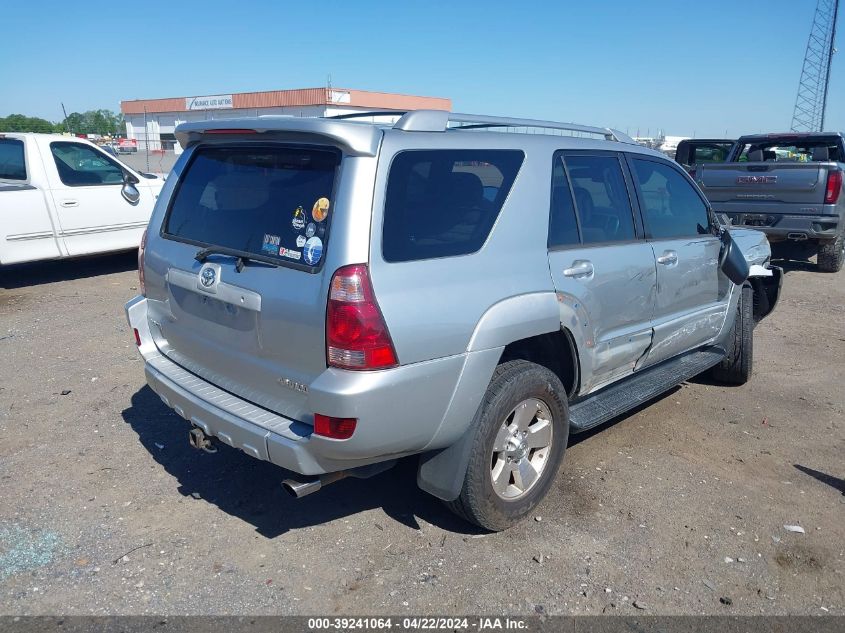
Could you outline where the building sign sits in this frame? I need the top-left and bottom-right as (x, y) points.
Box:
(329, 90), (351, 104)
(185, 94), (234, 110)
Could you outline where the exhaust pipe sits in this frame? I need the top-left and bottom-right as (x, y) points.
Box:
(188, 427), (217, 454)
(282, 471), (347, 498)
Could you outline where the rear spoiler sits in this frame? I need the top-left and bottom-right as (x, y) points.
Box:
(175, 116), (382, 156)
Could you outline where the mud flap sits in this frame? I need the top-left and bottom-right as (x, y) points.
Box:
(750, 265), (783, 323)
(416, 428), (476, 501)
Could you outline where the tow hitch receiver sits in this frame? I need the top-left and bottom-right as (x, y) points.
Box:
(188, 427), (217, 454)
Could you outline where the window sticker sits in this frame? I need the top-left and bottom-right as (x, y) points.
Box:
(312, 197), (330, 222)
(305, 222), (317, 238)
(261, 234), (281, 255)
(296, 235), (306, 247)
(303, 236), (323, 266)
(292, 206), (306, 231)
(279, 247), (301, 261)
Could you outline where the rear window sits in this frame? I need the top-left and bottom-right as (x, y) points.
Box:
(164, 145), (339, 271)
(382, 150), (524, 262)
(737, 138), (843, 162)
(0, 138), (26, 180)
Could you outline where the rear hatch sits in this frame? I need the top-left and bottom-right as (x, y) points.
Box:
(143, 141), (347, 421)
(699, 161), (829, 210)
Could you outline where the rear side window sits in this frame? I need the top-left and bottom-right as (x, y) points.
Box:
(382, 150), (523, 262)
(564, 155), (636, 244)
(548, 156), (579, 247)
(692, 143), (732, 165)
(0, 138), (26, 180)
(164, 145), (339, 270)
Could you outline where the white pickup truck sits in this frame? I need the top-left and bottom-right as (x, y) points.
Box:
(0, 133), (163, 265)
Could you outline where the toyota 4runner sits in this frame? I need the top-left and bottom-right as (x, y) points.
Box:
(126, 110), (782, 530)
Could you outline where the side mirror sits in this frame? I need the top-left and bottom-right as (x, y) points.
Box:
(719, 229), (750, 285)
(121, 172), (141, 205)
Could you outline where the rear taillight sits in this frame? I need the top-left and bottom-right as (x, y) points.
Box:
(313, 414), (357, 440)
(138, 228), (147, 296)
(825, 170), (842, 204)
(326, 264), (398, 370)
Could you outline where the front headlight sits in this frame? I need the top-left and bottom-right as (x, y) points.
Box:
(743, 242), (770, 263)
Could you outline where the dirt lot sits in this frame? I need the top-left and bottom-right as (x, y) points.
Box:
(0, 253), (842, 616)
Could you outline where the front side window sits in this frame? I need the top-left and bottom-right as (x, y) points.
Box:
(51, 142), (124, 186)
(164, 145), (339, 270)
(382, 150), (524, 262)
(564, 155), (635, 244)
(632, 159), (710, 239)
(0, 138), (26, 180)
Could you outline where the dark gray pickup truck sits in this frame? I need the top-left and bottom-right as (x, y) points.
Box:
(698, 132), (844, 272)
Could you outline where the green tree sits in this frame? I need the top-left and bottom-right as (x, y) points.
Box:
(63, 109), (123, 136)
(0, 114), (62, 133)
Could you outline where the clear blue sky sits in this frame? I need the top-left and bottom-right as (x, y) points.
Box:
(1, 0), (842, 137)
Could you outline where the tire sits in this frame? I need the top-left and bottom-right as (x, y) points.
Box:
(445, 360), (569, 531)
(711, 284), (753, 385)
(817, 234), (844, 273)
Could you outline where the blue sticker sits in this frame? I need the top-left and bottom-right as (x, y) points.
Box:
(261, 234), (281, 254)
(303, 236), (323, 266)
(305, 222), (317, 238)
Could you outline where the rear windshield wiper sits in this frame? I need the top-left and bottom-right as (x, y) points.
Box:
(194, 246), (281, 272)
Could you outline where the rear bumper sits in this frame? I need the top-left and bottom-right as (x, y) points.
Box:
(717, 210), (840, 241)
(125, 295), (494, 476)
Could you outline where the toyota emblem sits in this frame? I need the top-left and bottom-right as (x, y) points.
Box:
(200, 267), (216, 288)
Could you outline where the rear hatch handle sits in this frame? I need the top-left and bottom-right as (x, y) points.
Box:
(167, 267), (263, 312)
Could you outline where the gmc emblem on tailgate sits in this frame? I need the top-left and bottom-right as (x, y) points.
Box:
(737, 175), (777, 184)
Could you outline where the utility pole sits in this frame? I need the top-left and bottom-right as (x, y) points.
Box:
(144, 106), (150, 173)
(61, 102), (70, 134)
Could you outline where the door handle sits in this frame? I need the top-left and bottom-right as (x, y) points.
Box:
(59, 199), (79, 208)
(563, 260), (594, 278)
(657, 251), (678, 265)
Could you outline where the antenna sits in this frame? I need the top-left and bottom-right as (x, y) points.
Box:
(791, 0), (840, 132)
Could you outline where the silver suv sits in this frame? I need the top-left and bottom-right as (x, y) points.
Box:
(126, 110), (782, 530)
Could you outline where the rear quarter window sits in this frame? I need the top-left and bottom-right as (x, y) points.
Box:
(382, 150), (524, 263)
(0, 138), (26, 180)
(163, 145), (339, 271)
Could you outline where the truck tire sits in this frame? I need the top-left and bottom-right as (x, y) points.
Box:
(445, 360), (568, 531)
(817, 234), (844, 273)
(711, 284), (753, 385)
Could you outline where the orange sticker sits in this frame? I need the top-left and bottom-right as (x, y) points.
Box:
(312, 197), (330, 222)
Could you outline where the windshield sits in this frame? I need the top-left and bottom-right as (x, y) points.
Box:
(163, 145), (339, 271)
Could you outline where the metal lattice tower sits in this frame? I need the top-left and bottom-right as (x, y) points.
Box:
(791, 0), (839, 132)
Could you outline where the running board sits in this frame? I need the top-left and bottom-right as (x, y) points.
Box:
(568, 348), (725, 433)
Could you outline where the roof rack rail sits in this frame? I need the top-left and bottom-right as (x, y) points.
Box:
(393, 110), (636, 144)
(328, 111), (409, 120)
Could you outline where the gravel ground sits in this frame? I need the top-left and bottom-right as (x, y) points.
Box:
(0, 252), (842, 616)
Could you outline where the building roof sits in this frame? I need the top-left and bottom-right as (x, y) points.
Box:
(121, 87), (451, 115)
